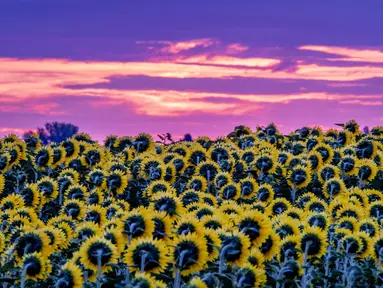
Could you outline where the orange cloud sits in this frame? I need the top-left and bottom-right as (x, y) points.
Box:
(300, 45), (383, 63)
(176, 55), (280, 67)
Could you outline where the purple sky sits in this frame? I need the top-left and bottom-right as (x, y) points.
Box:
(1, 0), (382, 141)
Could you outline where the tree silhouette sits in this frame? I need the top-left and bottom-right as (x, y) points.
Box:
(23, 122), (79, 144)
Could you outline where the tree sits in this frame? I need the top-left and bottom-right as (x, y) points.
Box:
(181, 133), (193, 142)
(23, 122), (79, 144)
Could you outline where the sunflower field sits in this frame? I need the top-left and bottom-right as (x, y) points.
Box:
(0, 120), (383, 288)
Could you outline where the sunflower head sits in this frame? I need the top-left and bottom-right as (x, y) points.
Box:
(300, 226), (327, 258)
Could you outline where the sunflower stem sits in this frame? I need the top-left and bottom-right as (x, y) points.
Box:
(301, 240), (312, 288)
(140, 251), (148, 273)
(136, 143), (141, 157)
(174, 250), (187, 288)
(291, 183), (297, 204)
(206, 169), (211, 194)
(96, 250), (103, 288)
(125, 266), (130, 287)
(21, 263), (32, 288)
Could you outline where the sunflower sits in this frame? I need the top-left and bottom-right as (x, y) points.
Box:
(79, 236), (118, 273)
(171, 233), (208, 276)
(33, 146), (54, 170)
(239, 178), (258, 199)
(313, 143), (334, 164)
(36, 177), (59, 204)
(186, 277), (208, 288)
(366, 189), (383, 203)
(336, 203), (365, 220)
(340, 233), (363, 255)
(307, 150), (323, 170)
(174, 217), (204, 236)
(304, 198), (328, 213)
(61, 139), (80, 162)
(104, 227), (125, 254)
(201, 214), (229, 231)
(355, 231), (372, 258)
(20, 252), (48, 281)
(279, 235), (302, 263)
(0, 153), (10, 173)
(274, 216), (301, 239)
(151, 211), (172, 243)
(180, 190), (200, 207)
(62, 199), (86, 221)
(358, 218), (379, 238)
(339, 155), (357, 176)
(130, 273), (167, 288)
(65, 184), (89, 201)
(322, 178), (346, 201)
(355, 139), (377, 159)
(256, 184), (275, 203)
(121, 209), (155, 241)
(85, 205), (107, 226)
(0, 194), (25, 212)
(150, 192), (185, 219)
(188, 175), (208, 192)
(41, 226), (66, 253)
(197, 160), (221, 184)
(287, 165), (312, 189)
(193, 203), (216, 220)
(124, 237), (170, 273)
(254, 153), (277, 175)
(199, 192), (218, 206)
(259, 233), (280, 260)
(51, 146), (67, 168)
(284, 207), (304, 221)
(87, 169), (107, 190)
(234, 263), (267, 288)
(107, 170), (128, 195)
(300, 226), (327, 259)
(14, 230), (51, 261)
(236, 210), (272, 246)
(219, 183), (240, 201)
(368, 201), (383, 219)
(214, 172), (231, 189)
(217, 230), (251, 267)
(318, 164), (340, 183)
(267, 198), (292, 217)
(82, 146), (105, 168)
(306, 212), (329, 230)
(247, 247), (265, 269)
(56, 261), (83, 288)
(2, 143), (22, 168)
(87, 189), (104, 206)
(356, 159), (378, 183)
(338, 216), (358, 232)
(76, 222), (101, 243)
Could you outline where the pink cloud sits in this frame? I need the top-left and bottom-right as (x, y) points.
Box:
(137, 38), (218, 54)
(299, 45), (383, 63)
(339, 100), (383, 106)
(225, 43), (249, 54)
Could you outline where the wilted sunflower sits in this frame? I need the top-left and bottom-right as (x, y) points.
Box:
(236, 210), (272, 246)
(79, 236), (118, 273)
(124, 237), (170, 273)
(171, 233), (208, 276)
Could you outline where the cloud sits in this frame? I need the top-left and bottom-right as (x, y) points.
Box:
(299, 45), (383, 63)
(137, 38), (218, 54)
